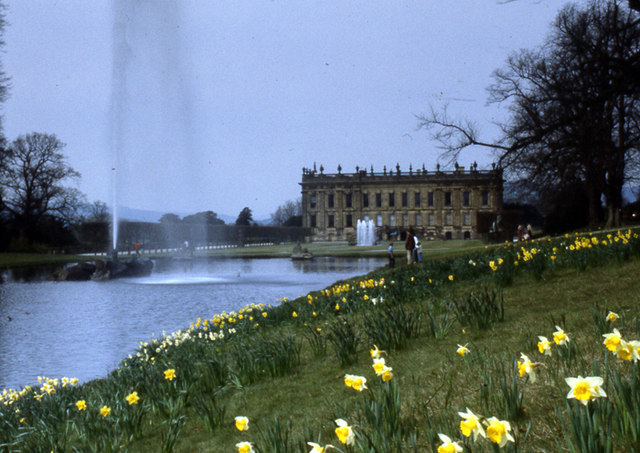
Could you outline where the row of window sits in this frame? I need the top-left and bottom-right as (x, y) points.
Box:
(310, 190), (489, 209)
(309, 212), (473, 228)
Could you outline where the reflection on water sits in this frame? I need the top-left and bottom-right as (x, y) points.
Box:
(0, 257), (384, 390)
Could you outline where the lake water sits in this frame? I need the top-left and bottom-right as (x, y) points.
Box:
(0, 257), (385, 390)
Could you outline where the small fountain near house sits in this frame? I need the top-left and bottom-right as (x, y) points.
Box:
(356, 218), (376, 246)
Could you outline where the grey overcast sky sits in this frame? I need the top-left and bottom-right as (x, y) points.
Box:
(2, 0), (573, 220)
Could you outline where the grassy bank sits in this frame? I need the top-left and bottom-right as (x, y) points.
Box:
(0, 252), (90, 270)
(201, 239), (486, 260)
(3, 230), (640, 451)
(0, 239), (485, 270)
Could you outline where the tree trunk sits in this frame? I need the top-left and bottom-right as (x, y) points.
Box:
(606, 204), (621, 228)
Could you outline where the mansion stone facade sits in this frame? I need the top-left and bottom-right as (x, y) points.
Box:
(300, 163), (503, 242)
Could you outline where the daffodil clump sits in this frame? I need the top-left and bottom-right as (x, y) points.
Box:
(466, 228), (639, 286)
(533, 326), (571, 359)
(119, 302), (270, 368)
(344, 374), (368, 391)
(454, 407), (514, 448)
(602, 327), (640, 362)
(1, 375), (80, 406)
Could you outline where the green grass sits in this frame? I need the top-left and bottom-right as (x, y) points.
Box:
(0, 239), (486, 267)
(0, 252), (90, 270)
(125, 259), (640, 452)
(5, 229), (640, 451)
(167, 239), (486, 260)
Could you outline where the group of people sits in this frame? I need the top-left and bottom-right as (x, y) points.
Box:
(388, 229), (422, 268)
(516, 224), (533, 242)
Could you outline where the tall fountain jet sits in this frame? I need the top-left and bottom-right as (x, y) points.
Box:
(109, 0), (199, 252)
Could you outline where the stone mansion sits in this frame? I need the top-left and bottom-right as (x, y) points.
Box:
(300, 163), (503, 242)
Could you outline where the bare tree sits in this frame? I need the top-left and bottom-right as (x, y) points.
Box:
(85, 200), (110, 223)
(418, 0), (640, 227)
(0, 133), (84, 237)
(0, 1), (9, 135)
(0, 1), (10, 215)
(270, 199), (302, 226)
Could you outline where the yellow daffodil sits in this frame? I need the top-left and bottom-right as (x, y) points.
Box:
(537, 336), (552, 355)
(437, 433), (463, 453)
(456, 344), (470, 357)
(517, 353), (539, 383)
(553, 326), (569, 346)
(615, 339), (640, 362)
(448, 275), (454, 281)
(616, 340), (632, 361)
(485, 417), (514, 447)
(566, 376), (607, 405)
(381, 367), (394, 382)
(344, 374), (367, 391)
(235, 441), (254, 453)
(458, 408), (486, 441)
(235, 415), (249, 431)
(100, 405), (111, 417)
(164, 368), (176, 381)
(307, 442), (334, 452)
(603, 328), (623, 352)
(334, 419), (354, 445)
(606, 311), (620, 322)
(370, 345), (383, 359)
(627, 340), (640, 361)
(372, 358), (386, 375)
(76, 400), (87, 411)
(292, 311), (298, 318)
(126, 391), (140, 405)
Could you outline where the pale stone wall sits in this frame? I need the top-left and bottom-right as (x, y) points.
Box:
(300, 164), (503, 242)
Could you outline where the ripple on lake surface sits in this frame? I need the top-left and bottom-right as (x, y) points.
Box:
(132, 275), (230, 285)
(0, 257), (384, 390)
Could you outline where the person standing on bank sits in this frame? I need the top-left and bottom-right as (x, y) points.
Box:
(405, 229), (415, 265)
(413, 234), (422, 263)
(388, 241), (395, 268)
